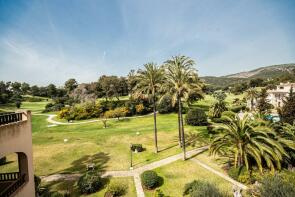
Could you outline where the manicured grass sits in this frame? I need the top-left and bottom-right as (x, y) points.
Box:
(144, 160), (232, 197)
(194, 151), (229, 173)
(0, 101), (49, 113)
(31, 113), (209, 176)
(43, 177), (136, 197)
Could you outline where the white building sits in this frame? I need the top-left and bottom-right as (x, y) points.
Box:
(267, 82), (295, 108)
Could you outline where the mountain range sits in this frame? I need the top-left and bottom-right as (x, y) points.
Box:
(201, 63), (295, 87)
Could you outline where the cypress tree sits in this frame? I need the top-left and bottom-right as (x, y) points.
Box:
(280, 87), (295, 124)
(257, 88), (273, 114)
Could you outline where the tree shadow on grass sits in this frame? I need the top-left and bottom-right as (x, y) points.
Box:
(58, 152), (110, 174)
(157, 176), (164, 187)
(43, 152), (110, 196)
(119, 118), (131, 122)
(158, 143), (179, 153)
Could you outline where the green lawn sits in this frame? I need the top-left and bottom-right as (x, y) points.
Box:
(0, 101), (49, 113)
(144, 160), (233, 197)
(31, 113), (209, 176)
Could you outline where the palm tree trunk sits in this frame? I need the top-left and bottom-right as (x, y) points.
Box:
(179, 97), (186, 160)
(153, 94), (158, 153)
(177, 97), (182, 147)
(251, 98), (254, 111)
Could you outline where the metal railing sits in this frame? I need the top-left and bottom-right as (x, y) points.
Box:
(0, 112), (23, 126)
(0, 174), (26, 197)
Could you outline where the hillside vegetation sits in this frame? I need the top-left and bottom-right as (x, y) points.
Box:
(201, 63), (295, 87)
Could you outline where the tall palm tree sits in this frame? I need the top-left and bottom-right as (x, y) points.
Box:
(245, 88), (259, 111)
(164, 55), (203, 160)
(210, 112), (289, 173)
(134, 63), (164, 153)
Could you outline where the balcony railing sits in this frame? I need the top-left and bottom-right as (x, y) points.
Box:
(0, 172), (26, 197)
(0, 112), (23, 126)
(0, 172), (20, 181)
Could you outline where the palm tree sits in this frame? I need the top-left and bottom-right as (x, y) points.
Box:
(134, 63), (164, 153)
(211, 100), (227, 118)
(164, 55), (203, 160)
(210, 112), (288, 173)
(274, 123), (295, 165)
(245, 88), (259, 111)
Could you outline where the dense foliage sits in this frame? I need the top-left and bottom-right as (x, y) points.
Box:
(256, 175), (295, 197)
(141, 170), (160, 189)
(78, 172), (103, 194)
(58, 101), (102, 120)
(157, 94), (174, 114)
(106, 180), (128, 196)
(183, 180), (224, 197)
(185, 108), (208, 126)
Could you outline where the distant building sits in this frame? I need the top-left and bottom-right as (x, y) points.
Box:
(267, 82), (295, 108)
(0, 111), (35, 197)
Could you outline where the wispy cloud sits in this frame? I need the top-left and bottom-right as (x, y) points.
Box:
(0, 0), (294, 84)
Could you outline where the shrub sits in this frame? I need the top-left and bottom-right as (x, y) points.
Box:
(58, 102), (103, 120)
(0, 156), (6, 165)
(185, 108), (208, 126)
(258, 175), (295, 197)
(43, 102), (65, 112)
(141, 170), (160, 189)
(58, 107), (71, 120)
(104, 107), (129, 120)
(158, 95), (174, 114)
(135, 104), (145, 114)
(131, 144), (143, 152)
(106, 180), (128, 196)
(280, 170), (295, 185)
(15, 100), (21, 108)
(230, 105), (246, 113)
(228, 166), (259, 184)
(183, 180), (223, 197)
(78, 172), (103, 194)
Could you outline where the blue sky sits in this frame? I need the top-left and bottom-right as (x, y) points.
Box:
(0, 0), (295, 85)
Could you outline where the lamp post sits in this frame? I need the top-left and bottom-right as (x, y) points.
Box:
(130, 143), (133, 170)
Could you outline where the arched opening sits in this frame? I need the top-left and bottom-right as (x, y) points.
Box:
(0, 152), (28, 196)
